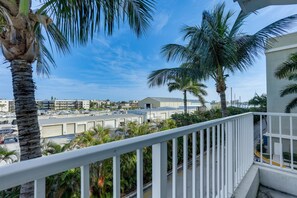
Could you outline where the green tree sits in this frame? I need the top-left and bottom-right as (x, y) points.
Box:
(168, 77), (207, 114)
(0, 147), (17, 164)
(0, 1), (154, 195)
(148, 3), (297, 117)
(275, 52), (297, 112)
(248, 93), (267, 110)
(150, 75), (207, 114)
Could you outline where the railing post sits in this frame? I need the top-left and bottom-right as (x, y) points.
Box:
(81, 165), (90, 198)
(250, 114), (254, 167)
(227, 121), (234, 197)
(34, 178), (45, 198)
(183, 135), (188, 198)
(137, 149), (143, 198)
(152, 142), (167, 198)
(113, 156), (121, 198)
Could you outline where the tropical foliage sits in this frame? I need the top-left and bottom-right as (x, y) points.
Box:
(0, 147), (18, 164)
(148, 3), (297, 117)
(248, 93), (267, 111)
(275, 52), (297, 113)
(42, 122), (176, 197)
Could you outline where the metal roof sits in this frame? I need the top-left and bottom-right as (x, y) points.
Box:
(39, 114), (141, 125)
(128, 106), (198, 114)
(148, 97), (199, 103)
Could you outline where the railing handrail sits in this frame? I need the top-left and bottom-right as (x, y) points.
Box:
(253, 112), (297, 117)
(0, 112), (253, 191)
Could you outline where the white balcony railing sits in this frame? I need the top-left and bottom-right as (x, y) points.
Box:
(0, 112), (255, 198)
(254, 112), (297, 173)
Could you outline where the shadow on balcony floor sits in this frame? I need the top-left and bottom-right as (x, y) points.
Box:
(257, 185), (297, 198)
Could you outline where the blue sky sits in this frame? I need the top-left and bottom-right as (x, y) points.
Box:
(1, 1), (297, 102)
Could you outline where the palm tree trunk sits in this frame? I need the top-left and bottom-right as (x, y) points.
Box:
(220, 91), (228, 117)
(11, 60), (42, 197)
(183, 90), (187, 114)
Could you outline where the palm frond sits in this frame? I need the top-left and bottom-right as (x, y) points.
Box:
(254, 14), (297, 49)
(161, 44), (198, 62)
(229, 11), (249, 37)
(275, 53), (297, 79)
(280, 84), (297, 97)
(197, 94), (206, 106)
(39, 0), (155, 45)
(35, 24), (55, 76)
(33, 12), (70, 76)
(288, 73), (297, 81)
(167, 82), (180, 92)
(148, 67), (196, 87)
(285, 98), (297, 113)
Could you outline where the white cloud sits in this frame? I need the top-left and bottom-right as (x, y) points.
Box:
(153, 12), (170, 33)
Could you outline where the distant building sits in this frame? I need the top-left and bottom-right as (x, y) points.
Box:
(129, 106), (200, 122)
(138, 97), (202, 109)
(38, 100), (90, 110)
(90, 100), (111, 108)
(0, 100), (15, 112)
(39, 114), (143, 138)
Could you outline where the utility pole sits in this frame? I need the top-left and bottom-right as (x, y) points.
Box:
(231, 87), (233, 107)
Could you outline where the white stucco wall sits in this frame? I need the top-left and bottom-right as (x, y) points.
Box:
(266, 32), (297, 114)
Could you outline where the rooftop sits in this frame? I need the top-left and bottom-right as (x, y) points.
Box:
(147, 97), (201, 103)
(38, 113), (141, 125)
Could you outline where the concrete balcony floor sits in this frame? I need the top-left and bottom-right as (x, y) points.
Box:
(258, 185), (297, 198)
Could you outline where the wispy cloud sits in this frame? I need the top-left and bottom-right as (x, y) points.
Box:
(152, 12), (170, 33)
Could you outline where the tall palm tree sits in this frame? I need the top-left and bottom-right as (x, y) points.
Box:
(275, 52), (297, 113)
(148, 3), (297, 117)
(0, 0), (154, 196)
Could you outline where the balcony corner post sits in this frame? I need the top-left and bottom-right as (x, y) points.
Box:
(152, 142), (167, 198)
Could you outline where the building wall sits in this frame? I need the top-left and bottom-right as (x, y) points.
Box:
(0, 100), (15, 112)
(40, 115), (143, 138)
(266, 32), (297, 154)
(138, 97), (201, 109)
(0, 100), (9, 112)
(266, 32), (297, 114)
(160, 102), (183, 108)
(138, 98), (161, 108)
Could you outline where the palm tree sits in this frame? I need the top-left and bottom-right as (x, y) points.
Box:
(151, 76), (207, 114)
(275, 52), (297, 113)
(0, 1), (154, 196)
(148, 3), (297, 117)
(248, 93), (267, 110)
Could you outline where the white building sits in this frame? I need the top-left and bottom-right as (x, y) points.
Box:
(138, 97), (202, 109)
(0, 100), (15, 112)
(38, 99), (90, 110)
(266, 32), (297, 114)
(129, 106), (199, 122)
(39, 114), (143, 138)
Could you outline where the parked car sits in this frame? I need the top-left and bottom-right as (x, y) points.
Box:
(1, 137), (18, 144)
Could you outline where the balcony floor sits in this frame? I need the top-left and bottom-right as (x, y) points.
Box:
(258, 185), (297, 198)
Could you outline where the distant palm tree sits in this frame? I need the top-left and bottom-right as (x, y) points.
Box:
(150, 76), (207, 114)
(0, 147), (17, 164)
(148, 3), (297, 117)
(248, 93), (267, 110)
(275, 52), (297, 113)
